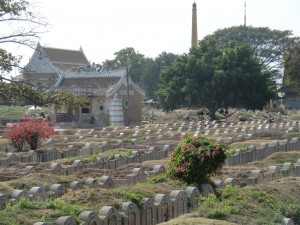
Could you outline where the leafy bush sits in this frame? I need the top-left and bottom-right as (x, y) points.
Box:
(167, 136), (228, 186)
(4, 118), (55, 151)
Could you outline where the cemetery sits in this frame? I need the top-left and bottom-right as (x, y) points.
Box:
(1, 0), (300, 224)
(0, 108), (300, 224)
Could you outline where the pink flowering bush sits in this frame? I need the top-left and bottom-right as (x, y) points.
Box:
(167, 136), (228, 186)
(4, 118), (55, 151)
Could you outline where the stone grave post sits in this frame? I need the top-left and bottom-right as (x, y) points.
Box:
(119, 202), (141, 225)
(154, 194), (172, 223)
(98, 176), (115, 189)
(169, 190), (188, 218)
(55, 216), (77, 225)
(79, 211), (102, 225)
(140, 198), (157, 225)
(98, 206), (122, 225)
(29, 187), (48, 201)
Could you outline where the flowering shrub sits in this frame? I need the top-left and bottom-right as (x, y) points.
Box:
(4, 118), (55, 151)
(167, 136), (228, 186)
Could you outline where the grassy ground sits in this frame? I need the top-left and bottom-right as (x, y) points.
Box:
(2, 176), (299, 224)
(159, 214), (238, 225)
(197, 178), (300, 225)
(164, 178), (300, 225)
(1, 107), (300, 224)
(0, 105), (33, 119)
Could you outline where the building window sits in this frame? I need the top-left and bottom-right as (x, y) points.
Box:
(82, 103), (90, 113)
(99, 105), (104, 111)
(124, 99), (129, 109)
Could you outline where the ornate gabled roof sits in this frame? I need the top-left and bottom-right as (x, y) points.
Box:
(53, 69), (145, 97)
(53, 69), (124, 95)
(22, 73), (59, 80)
(42, 47), (89, 65)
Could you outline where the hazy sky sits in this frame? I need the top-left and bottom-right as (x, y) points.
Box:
(8, 0), (300, 68)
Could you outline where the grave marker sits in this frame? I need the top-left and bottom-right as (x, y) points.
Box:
(98, 206), (122, 225)
(119, 202), (141, 225)
(79, 211), (101, 225)
(55, 216), (77, 225)
(154, 194), (172, 223)
(140, 198), (157, 225)
(98, 176), (115, 188)
(49, 184), (65, 198)
(169, 190), (188, 218)
(29, 187), (48, 201)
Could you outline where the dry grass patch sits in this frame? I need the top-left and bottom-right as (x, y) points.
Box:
(0, 182), (15, 195)
(265, 151), (300, 164)
(230, 139), (275, 149)
(7, 173), (77, 191)
(0, 139), (10, 145)
(159, 213), (238, 225)
(61, 188), (122, 211)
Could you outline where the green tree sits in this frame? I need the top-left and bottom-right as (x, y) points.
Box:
(102, 47), (146, 82)
(157, 39), (275, 119)
(0, 77), (86, 110)
(202, 26), (298, 80)
(284, 43), (300, 90)
(0, 0), (47, 72)
(141, 52), (178, 99)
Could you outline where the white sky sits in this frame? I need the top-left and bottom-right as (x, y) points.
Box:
(6, 0), (300, 69)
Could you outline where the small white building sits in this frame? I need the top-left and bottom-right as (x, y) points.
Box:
(49, 69), (145, 127)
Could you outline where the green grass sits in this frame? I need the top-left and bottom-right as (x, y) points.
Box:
(112, 189), (144, 208)
(66, 153), (99, 164)
(122, 138), (135, 145)
(0, 197), (88, 225)
(0, 105), (33, 118)
(198, 184), (300, 225)
(284, 132), (300, 138)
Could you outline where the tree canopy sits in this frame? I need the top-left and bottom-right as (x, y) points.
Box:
(0, 1), (84, 110)
(101, 47), (146, 82)
(202, 26), (298, 80)
(284, 42), (300, 91)
(0, 0), (47, 72)
(0, 77), (86, 110)
(141, 52), (178, 99)
(157, 38), (275, 119)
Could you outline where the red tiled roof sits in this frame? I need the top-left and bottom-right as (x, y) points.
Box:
(42, 47), (89, 65)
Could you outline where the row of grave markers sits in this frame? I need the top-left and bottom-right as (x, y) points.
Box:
(0, 174), (295, 224)
(225, 138), (300, 166)
(0, 142), (173, 168)
(246, 160), (300, 185)
(0, 185), (200, 225)
(14, 146), (171, 179)
(16, 135), (299, 179)
(20, 166), (165, 189)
